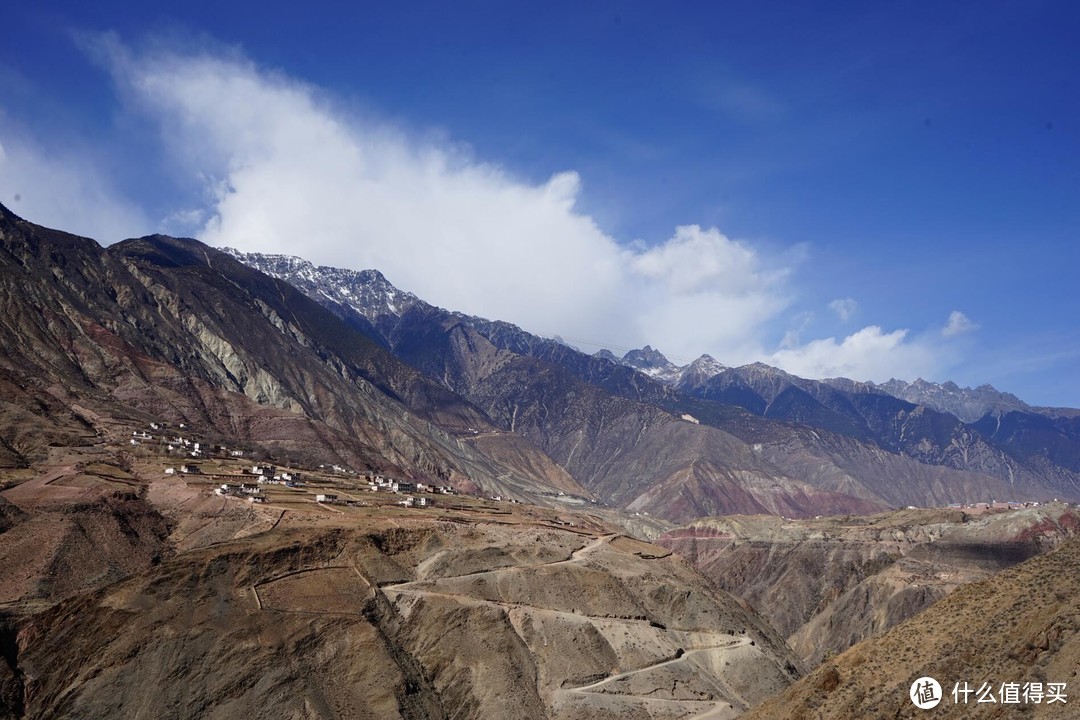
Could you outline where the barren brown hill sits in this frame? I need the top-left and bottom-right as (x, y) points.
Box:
(744, 536), (1080, 719)
(658, 505), (1080, 667)
(2, 478), (802, 720)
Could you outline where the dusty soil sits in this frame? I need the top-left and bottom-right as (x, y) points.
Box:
(0, 449), (801, 720)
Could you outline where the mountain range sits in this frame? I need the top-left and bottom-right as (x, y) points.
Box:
(2, 199), (1079, 529)
(4, 203), (1080, 718)
(224, 245), (1080, 519)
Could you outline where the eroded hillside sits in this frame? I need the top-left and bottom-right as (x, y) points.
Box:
(0, 450), (800, 720)
(745, 536), (1080, 719)
(658, 505), (1080, 666)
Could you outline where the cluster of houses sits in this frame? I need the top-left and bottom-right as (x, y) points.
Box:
(146, 424), (466, 512)
(128, 422), (249, 461)
(248, 465), (304, 487)
(363, 473), (454, 496)
(164, 464), (203, 475)
(214, 483), (266, 503)
(315, 492), (429, 508)
(313, 480), (442, 509)
(945, 500), (1040, 511)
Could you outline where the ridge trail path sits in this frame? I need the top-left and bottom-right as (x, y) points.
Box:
(385, 532), (614, 594)
(558, 638), (752, 720)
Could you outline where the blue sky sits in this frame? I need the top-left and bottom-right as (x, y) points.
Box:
(2, 1), (1079, 406)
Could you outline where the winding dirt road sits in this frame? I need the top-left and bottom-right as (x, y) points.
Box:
(382, 533), (752, 719)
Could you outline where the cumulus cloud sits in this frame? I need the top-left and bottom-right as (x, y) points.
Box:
(769, 326), (946, 381)
(828, 297), (858, 322)
(92, 39), (799, 360)
(59, 36), (968, 382)
(0, 129), (148, 242)
(942, 310), (978, 337)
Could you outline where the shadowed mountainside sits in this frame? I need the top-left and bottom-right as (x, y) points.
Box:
(658, 504), (1080, 667)
(744, 535), (1080, 719)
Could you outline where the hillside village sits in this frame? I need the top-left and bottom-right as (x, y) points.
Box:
(108, 420), (599, 531)
(127, 419), (1075, 523)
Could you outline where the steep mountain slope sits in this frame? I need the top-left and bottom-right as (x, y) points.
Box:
(676, 362), (1080, 502)
(390, 313), (877, 522)
(6, 508), (802, 720)
(745, 535), (1080, 719)
(227, 249), (1068, 517)
(658, 504), (1080, 667)
(598, 344), (1080, 504)
(0, 204), (583, 503)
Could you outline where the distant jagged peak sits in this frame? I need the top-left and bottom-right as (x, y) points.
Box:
(688, 353), (724, 368)
(222, 248), (422, 319)
(593, 349), (619, 363)
(865, 377), (1031, 422)
(620, 345), (683, 382)
(682, 353), (727, 376)
(622, 344), (673, 369)
(616, 347), (734, 386)
(671, 354), (728, 390)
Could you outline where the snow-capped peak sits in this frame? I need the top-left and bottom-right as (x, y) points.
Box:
(223, 248), (422, 320)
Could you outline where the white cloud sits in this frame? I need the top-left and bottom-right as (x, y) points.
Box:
(158, 207), (207, 236)
(942, 310), (978, 337)
(828, 297), (858, 322)
(57, 37), (967, 383)
(0, 130), (148, 242)
(625, 225), (791, 358)
(769, 326), (946, 381)
(93, 41), (799, 362)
